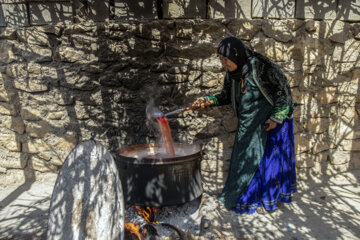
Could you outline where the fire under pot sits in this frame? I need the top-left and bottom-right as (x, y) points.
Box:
(115, 143), (203, 207)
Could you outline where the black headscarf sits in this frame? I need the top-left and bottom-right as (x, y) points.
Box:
(217, 37), (254, 80)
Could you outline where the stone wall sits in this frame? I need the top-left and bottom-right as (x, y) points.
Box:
(1, 1), (359, 27)
(1, 19), (359, 193)
(0, 1), (359, 193)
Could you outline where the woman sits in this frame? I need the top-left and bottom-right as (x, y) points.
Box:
(193, 37), (296, 214)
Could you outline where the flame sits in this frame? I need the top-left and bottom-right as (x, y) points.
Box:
(135, 206), (159, 224)
(125, 222), (141, 240)
(152, 206), (158, 214)
(125, 206), (160, 239)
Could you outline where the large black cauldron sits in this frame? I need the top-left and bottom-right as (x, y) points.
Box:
(115, 143), (202, 206)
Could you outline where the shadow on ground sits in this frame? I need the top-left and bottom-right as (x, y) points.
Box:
(0, 169), (359, 239)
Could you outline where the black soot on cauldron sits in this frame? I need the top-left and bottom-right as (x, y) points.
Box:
(115, 143), (203, 207)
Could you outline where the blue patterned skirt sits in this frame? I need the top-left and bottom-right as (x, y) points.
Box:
(232, 118), (297, 214)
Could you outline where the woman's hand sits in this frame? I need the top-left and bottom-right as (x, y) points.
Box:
(192, 97), (206, 108)
(264, 119), (277, 131)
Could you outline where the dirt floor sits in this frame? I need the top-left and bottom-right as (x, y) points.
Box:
(0, 169), (360, 240)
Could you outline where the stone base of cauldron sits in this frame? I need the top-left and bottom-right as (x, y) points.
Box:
(124, 194), (203, 238)
(124, 193), (232, 240)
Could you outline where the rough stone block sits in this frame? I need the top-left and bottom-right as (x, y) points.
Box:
(23, 138), (51, 153)
(293, 119), (303, 134)
(55, 132), (76, 151)
(227, 20), (262, 40)
(315, 87), (339, 104)
(353, 23), (360, 40)
(20, 108), (43, 121)
(57, 45), (97, 63)
(252, 0), (295, 19)
(0, 2), (28, 26)
(332, 38), (360, 63)
(0, 150), (27, 169)
(352, 152), (360, 168)
(114, 0), (157, 20)
(0, 41), (16, 63)
(208, 0), (251, 19)
(0, 27), (17, 39)
(1, 169), (26, 185)
(340, 139), (360, 151)
(251, 37), (288, 61)
(3, 116), (25, 134)
(199, 72), (221, 88)
(331, 62), (357, 75)
(327, 21), (351, 44)
(38, 151), (62, 166)
(0, 5), (5, 27)
(304, 118), (330, 134)
(163, 0), (206, 19)
(14, 77), (49, 93)
(353, 68), (360, 80)
(0, 0), (25, 2)
(72, 0), (109, 22)
(337, 79), (359, 97)
(298, 94), (331, 118)
(0, 91), (10, 102)
(201, 159), (230, 173)
(29, 156), (57, 172)
(221, 116), (237, 133)
(223, 133), (235, 148)
(46, 111), (65, 120)
(338, 0), (360, 22)
(25, 120), (53, 138)
(312, 140), (331, 154)
(202, 169), (228, 179)
(0, 102), (17, 116)
(261, 20), (294, 43)
(328, 150), (352, 165)
(295, 152), (315, 168)
(29, 1), (72, 25)
(6, 63), (25, 78)
(0, 133), (20, 151)
(295, 133), (312, 154)
(9, 42), (51, 63)
(296, 0), (337, 20)
(88, 0), (109, 22)
(328, 117), (357, 145)
(36, 25), (63, 36)
(305, 19), (316, 32)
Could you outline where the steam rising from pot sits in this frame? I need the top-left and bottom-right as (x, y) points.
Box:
(145, 99), (163, 141)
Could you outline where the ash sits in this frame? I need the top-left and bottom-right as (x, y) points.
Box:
(125, 196), (202, 238)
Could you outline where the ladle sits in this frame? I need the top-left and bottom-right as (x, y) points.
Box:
(153, 100), (214, 118)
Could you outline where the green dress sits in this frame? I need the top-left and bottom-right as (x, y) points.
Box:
(219, 68), (273, 210)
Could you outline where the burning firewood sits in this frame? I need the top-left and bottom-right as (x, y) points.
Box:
(136, 206), (159, 224)
(125, 222), (141, 240)
(142, 224), (158, 240)
(159, 222), (188, 240)
(225, 238), (251, 240)
(211, 228), (225, 240)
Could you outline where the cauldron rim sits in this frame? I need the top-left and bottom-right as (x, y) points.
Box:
(116, 143), (201, 165)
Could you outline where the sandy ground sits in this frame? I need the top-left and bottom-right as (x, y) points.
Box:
(0, 169), (359, 240)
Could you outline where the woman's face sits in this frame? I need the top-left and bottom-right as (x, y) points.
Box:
(218, 54), (238, 72)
